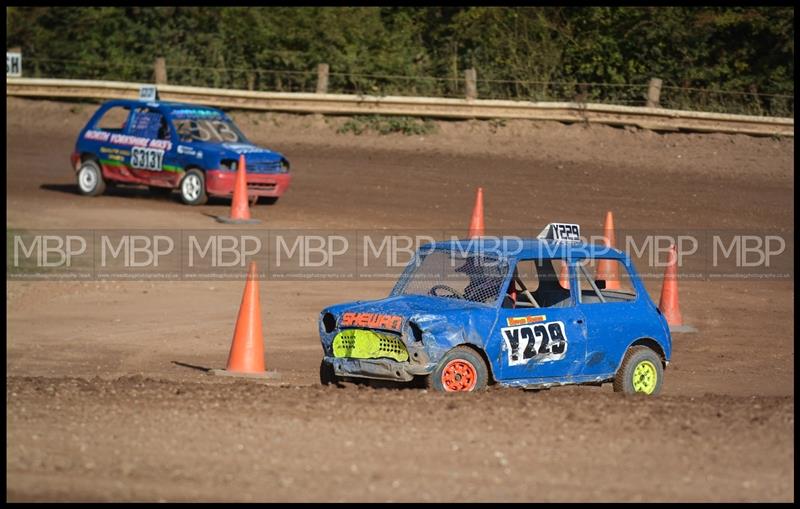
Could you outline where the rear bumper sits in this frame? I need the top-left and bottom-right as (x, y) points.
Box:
(205, 170), (292, 198)
(324, 356), (431, 382)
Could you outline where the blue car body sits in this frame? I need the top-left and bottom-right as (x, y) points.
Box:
(319, 234), (672, 390)
(71, 99), (291, 201)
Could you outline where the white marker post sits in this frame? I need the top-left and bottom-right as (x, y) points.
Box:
(6, 51), (21, 77)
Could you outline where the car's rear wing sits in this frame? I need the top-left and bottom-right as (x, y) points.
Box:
(536, 223), (581, 242)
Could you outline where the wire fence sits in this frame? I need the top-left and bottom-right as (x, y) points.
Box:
(20, 57), (794, 117)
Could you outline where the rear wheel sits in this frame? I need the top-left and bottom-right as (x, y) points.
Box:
(179, 169), (207, 205)
(426, 346), (489, 393)
(613, 346), (664, 395)
(76, 159), (106, 196)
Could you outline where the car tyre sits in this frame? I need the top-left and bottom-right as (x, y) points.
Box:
(179, 169), (208, 205)
(76, 159), (106, 196)
(613, 345), (664, 395)
(426, 346), (489, 393)
(260, 196), (279, 205)
(319, 358), (342, 387)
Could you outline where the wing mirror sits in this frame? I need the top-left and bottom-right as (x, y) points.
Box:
(595, 279), (607, 290)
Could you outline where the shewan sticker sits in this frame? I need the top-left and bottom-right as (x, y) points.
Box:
(506, 315), (546, 326)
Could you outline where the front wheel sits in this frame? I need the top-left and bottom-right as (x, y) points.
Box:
(613, 346), (664, 395)
(319, 359), (342, 387)
(426, 346), (489, 393)
(179, 169), (208, 205)
(76, 159), (106, 196)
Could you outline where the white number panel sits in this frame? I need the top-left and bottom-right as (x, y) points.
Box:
(130, 147), (165, 171)
(501, 321), (569, 366)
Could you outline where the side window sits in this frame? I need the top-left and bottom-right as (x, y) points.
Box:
(94, 106), (131, 132)
(128, 108), (170, 140)
(503, 259), (572, 309)
(174, 119), (198, 142)
(577, 259), (636, 304)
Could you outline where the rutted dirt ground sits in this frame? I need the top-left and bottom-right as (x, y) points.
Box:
(6, 377), (793, 502)
(5, 97), (794, 501)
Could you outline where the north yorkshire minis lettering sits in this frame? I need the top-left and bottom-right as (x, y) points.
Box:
(84, 130), (111, 142)
(106, 133), (172, 151)
(340, 312), (403, 331)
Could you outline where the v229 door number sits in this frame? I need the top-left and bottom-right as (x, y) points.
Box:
(130, 147), (165, 171)
(501, 321), (568, 366)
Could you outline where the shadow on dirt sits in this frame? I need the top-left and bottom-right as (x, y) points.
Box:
(330, 377), (428, 391)
(39, 183), (83, 195)
(40, 183), (173, 202)
(39, 183), (276, 207)
(171, 361), (212, 373)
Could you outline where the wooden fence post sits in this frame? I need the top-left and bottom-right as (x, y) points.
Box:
(646, 77), (662, 108)
(154, 57), (167, 85)
(316, 63), (329, 94)
(465, 68), (477, 100)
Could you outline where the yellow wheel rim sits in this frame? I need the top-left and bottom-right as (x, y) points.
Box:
(631, 360), (658, 394)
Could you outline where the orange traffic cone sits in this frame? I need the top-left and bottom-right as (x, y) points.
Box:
(658, 245), (696, 333)
(230, 154), (251, 220)
(210, 262), (279, 378)
(215, 154), (260, 224)
(659, 245), (683, 326)
(596, 211), (620, 289)
(468, 187), (485, 238)
(558, 261), (570, 289)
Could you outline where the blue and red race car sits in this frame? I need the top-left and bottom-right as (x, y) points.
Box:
(319, 223), (672, 394)
(71, 99), (291, 205)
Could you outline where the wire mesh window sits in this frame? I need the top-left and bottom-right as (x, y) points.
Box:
(391, 249), (510, 305)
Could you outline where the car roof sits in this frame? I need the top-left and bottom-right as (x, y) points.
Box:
(99, 99), (225, 115)
(424, 237), (627, 261)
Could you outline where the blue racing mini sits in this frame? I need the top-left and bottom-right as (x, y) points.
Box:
(319, 223), (672, 394)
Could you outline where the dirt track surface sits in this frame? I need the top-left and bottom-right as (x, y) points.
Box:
(5, 97), (795, 501)
(6, 377), (794, 502)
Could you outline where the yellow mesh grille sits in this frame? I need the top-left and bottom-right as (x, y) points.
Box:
(332, 329), (409, 362)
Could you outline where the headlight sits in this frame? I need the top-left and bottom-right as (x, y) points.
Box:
(220, 159), (237, 171)
(322, 312), (336, 333)
(280, 158), (290, 173)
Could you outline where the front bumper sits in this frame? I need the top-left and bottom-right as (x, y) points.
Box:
(205, 170), (292, 198)
(324, 356), (432, 382)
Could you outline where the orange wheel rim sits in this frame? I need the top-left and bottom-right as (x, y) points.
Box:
(441, 359), (478, 392)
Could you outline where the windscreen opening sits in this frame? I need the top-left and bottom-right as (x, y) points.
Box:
(391, 249), (509, 305)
